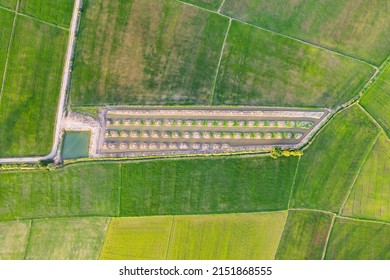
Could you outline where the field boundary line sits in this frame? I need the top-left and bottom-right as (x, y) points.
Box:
(358, 103), (388, 138)
(337, 215), (390, 226)
(210, 18), (232, 106)
(117, 163), (122, 217)
(0, 0), (19, 104)
(16, 12), (69, 31)
(287, 157), (300, 209)
(217, 0), (226, 13)
(176, 0), (378, 70)
(21, 219), (32, 261)
(321, 214), (335, 260)
(23, 219), (34, 260)
(165, 216), (175, 260)
(96, 218), (111, 260)
(290, 208), (335, 216)
(338, 131), (381, 214)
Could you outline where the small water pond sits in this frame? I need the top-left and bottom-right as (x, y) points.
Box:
(62, 131), (90, 159)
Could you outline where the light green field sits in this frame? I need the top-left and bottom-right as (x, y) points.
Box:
(100, 212), (286, 260)
(0, 220), (30, 260)
(342, 135), (390, 222)
(120, 156), (298, 216)
(25, 218), (108, 260)
(213, 21), (374, 108)
(71, 0), (229, 105)
(0, 16), (68, 157)
(276, 210), (333, 260)
(291, 106), (380, 212)
(0, 163), (120, 219)
(325, 218), (390, 260)
(100, 216), (173, 260)
(360, 63), (390, 137)
(0, 9), (13, 89)
(19, 0), (74, 28)
(0, 0), (17, 9)
(181, 0), (223, 11)
(168, 212), (287, 260)
(221, 0), (390, 65)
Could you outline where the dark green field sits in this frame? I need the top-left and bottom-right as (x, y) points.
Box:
(221, 0), (390, 65)
(0, 0), (17, 9)
(291, 106), (380, 212)
(276, 210), (333, 260)
(181, 0), (223, 11)
(19, 0), (74, 28)
(120, 156), (298, 216)
(71, 0), (229, 105)
(325, 218), (390, 260)
(213, 21), (374, 108)
(343, 135), (390, 222)
(0, 163), (120, 219)
(360, 64), (390, 137)
(0, 16), (68, 157)
(0, 9), (13, 89)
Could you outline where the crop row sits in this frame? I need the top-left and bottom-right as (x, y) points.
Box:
(102, 141), (231, 151)
(106, 119), (313, 129)
(105, 130), (303, 140)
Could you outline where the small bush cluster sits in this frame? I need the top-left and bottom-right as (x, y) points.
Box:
(270, 147), (303, 159)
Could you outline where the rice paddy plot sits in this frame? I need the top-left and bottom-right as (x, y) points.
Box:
(62, 131), (90, 159)
(99, 216), (173, 260)
(0, 8), (13, 90)
(0, 0), (17, 9)
(71, 0), (229, 105)
(180, 0), (223, 11)
(19, 0), (75, 28)
(342, 134), (390, 222)
(276, 210), (333, 260)
(360, 63), (390, 137)
(0, 16), (68, 157)
(25, 218), (108, 260)
(325, 218), (390, 260)
(221, 0), (390, 65)
(291, 106), (380, 212)
(213, 21), (374, 108)
(168, 212), (287, 260)
(0, 163), (120, 220)
(0, 220), (30, 260)
(120, 156), (298, 216)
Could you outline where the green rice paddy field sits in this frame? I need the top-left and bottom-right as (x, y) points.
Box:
(276, 210), (333, 260)
(0, 0), (389, 260)
(221, 0), (390, 65)
(0, 3), (70, 157)
(360, 63), (390, 137)
(342, 134), (390, 222)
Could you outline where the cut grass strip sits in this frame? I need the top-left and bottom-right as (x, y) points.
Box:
(180, 0), (223, 11)
(276, 210), (333, 260)
(0, 8), (14, 95)
(25, 217), (109, 260)
(291, 105), (380, 212)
